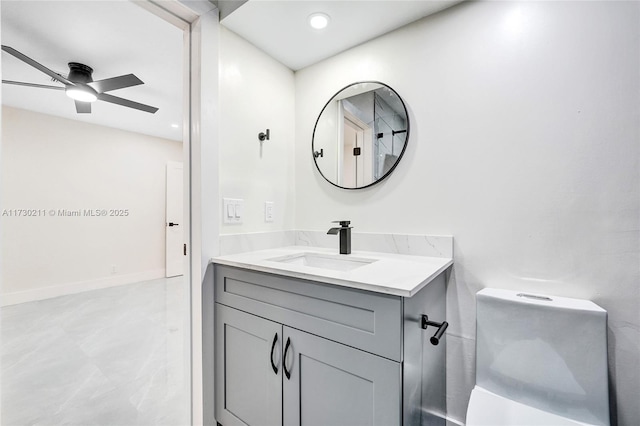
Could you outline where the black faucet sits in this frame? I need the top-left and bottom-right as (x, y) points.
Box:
(327, 220), (352, 254)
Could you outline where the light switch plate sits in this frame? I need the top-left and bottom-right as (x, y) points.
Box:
(223, 198), (243, 224)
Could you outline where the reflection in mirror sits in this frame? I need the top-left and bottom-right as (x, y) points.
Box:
(312, 81), (409, 189)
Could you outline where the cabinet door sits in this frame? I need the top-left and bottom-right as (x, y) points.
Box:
(215, 304), (282, 426)
(282, 327), (401, 426)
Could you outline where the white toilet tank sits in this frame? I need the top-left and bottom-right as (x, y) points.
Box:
(468, 288), (609, 425)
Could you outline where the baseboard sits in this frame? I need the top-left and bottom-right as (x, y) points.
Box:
(1, 268), (167, 307)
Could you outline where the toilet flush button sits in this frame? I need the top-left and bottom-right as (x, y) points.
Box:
(517, 293), (553, 302)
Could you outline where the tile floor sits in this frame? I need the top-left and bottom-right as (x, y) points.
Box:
(1, 277), (190, 426)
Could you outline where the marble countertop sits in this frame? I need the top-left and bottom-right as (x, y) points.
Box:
(210, 246), (452, 297)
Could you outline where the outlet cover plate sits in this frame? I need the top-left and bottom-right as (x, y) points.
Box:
(265, 201), (274, 222)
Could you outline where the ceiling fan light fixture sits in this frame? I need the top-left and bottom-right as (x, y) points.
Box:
(65, 86), (98, 103)
(308, 12), (330, 30)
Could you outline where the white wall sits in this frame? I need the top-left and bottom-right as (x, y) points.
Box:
(219, 27), (296, 234)
(1, 106), (182, 303)
(295, 2), (639, 425)
(313, 99), (339, 183)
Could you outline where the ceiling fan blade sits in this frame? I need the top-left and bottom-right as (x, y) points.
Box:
(75, 100), (91, 114)
(87, 74), (143, 93)
(97, 93), (158, 114)
(2, 80), (64, 90)
(1, 45), (73, 86)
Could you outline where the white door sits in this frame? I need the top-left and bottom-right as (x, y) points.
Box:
(166, 161), (184, 277)
(342, 111), (372, 188)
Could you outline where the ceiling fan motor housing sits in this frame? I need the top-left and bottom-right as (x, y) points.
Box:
(67, 62), (93, 84)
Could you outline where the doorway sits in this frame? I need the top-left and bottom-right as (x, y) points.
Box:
(0, 1), (193, 424)
(341, 109), (373, 188)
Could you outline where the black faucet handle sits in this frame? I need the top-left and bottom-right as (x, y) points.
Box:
(332, 220), (351, 227)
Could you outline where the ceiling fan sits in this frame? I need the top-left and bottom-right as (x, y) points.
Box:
(1, 45), (158, 114)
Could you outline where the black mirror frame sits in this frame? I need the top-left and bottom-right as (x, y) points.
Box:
(311, 81), (410, 190)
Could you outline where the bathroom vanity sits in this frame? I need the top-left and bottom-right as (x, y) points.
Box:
(211, 247), (452, 426)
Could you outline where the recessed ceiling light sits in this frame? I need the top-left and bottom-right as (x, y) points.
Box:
(308, 12), (330, 30)
(171, 123), (180, 129)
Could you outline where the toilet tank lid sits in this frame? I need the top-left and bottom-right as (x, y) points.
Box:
(466, 387), (602, 426)
(477, 288), (606, 313)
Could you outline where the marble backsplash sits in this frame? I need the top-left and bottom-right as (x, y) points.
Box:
(218, 231), (296, 256)
(219, 230), (452, 258)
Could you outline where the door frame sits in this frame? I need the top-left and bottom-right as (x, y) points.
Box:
(108, 2), (221, 424)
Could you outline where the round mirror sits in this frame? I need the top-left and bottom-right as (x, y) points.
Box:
(312, 81), (409, 189)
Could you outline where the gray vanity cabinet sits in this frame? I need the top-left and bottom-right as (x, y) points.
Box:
(282, 327), (401, 426)
(215, 304), (282, 426)
(215, 304), (400, 426)
(213, 264), (447, 426)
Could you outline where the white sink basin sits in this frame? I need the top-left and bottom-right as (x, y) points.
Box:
(267, 252), (377, 272)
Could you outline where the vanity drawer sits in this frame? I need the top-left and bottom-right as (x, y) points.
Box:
(214, 265), (403, 361)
